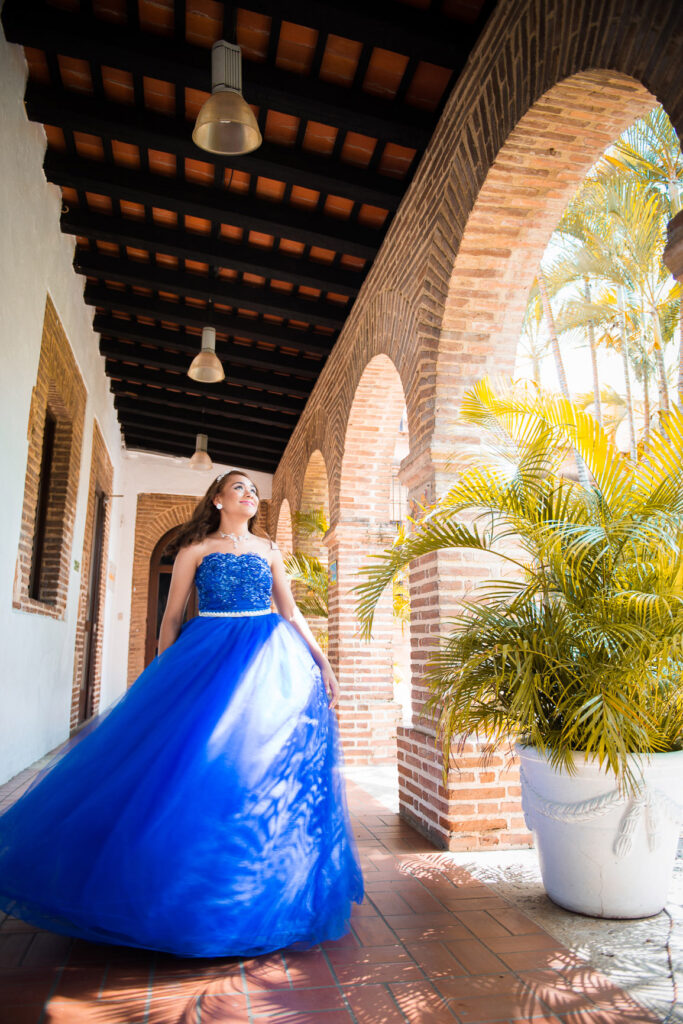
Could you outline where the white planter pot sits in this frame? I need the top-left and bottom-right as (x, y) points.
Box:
(517, 744), (683, 918)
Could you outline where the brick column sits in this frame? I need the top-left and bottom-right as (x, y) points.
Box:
(326, 519), (401, 765)
(396, 443), (532, 851)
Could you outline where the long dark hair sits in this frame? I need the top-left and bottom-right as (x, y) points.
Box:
(166, 471), (267, 556)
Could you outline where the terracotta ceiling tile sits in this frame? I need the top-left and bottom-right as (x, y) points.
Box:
(24, 47), (50, 84)
(217, 267), (238, 280)
(184, 214), (211, 234)
(161, 320), (182, 330)
(320, 34), (362, 87)
(325, 292), (350, 305)
(227, 168), (250, 192)
(255, 177), (287, 202)
(126, 247), (150, 262)
(357, 203), (389, 228)
(262, 314), (283, 325)
(85, 192), (113, 214)
(76, 239), (90, 252)
(95, 0), (127, 24)
(285, 323), (307, 333)
(377, 142), (416, 178)
(131, 285), (152, 296)
(139, 0), (174, 35)
(248, 231), (274, 249)
(271, 279), (294, 293)
(159, 290), (180, 303)
(185, 295), (206, 307)
(290, 185), (319, 209)
(185, 86), (210, 119)
(184, 157), (214, 185)
(61, 186), (80, 205)
(298, 286), (321, 299)
(185, 259), (209, 273)
(264, 111), (299, 147)
(156, 253), (179, 269)
(45, 125), (67, 150)
(104, 279), (125, 291)
(237, 302), (260, 313)
(58, 55), (93, 93)
(153, 207), (178, 227)
(102, 66), (135, 105)
(302, 121), (337, 157)
(278, 238), (305, 256)
(96, 240), (120, 256)
(236, 10), (271, 62)
(112, 139), (141, 169)
(404, 61), (452, 110)
(339, 254), (366, 270)
(143, 77), (176, 115)
(220, 224), (243, 242)
(340, 131), (377, 168)
(186, 0), (222, 48)
(363, 47), (410, 101)
(148, 149), (177, 176)
(74, 131), (105, 160)
(309, 246), (335, 264)
(276, 21), (319, 75)
(324, 195), (354, 219)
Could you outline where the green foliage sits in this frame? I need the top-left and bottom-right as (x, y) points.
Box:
(292, 508), (329, 539)
(355, 379), (683, 789)
(284, 551), (329, 619)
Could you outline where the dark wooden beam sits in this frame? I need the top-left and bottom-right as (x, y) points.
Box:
(122, 431), (279, 473)
(118, 410), (284, 457)
(104, 360), (305, 416)
(25, 84), (404, 211)
(47, 153), (383, 260)
(85, 284), (336, 355)
(114, 396), (289, 448)
(76, 252), (345, 330)
(100, 338), (313, 398)
(62, 210), (363, 296)
(2, 0), (432, 147)
(109, 380), (297, 432)
(95, 315), (321, 378)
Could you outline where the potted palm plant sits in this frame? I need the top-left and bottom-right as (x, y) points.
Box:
(356, 379), (683, 918)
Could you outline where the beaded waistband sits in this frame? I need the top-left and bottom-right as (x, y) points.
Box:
(198, 608), (272, 618)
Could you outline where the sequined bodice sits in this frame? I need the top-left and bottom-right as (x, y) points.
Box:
(195, 552), (273, 613)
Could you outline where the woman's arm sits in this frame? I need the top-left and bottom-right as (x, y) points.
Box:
(157, 545), (200, 655)
(270, 549), (340, 708)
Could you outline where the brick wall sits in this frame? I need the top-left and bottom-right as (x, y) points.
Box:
(266, 0), (683, 847)
(13, 294), (86, 619)
(69, 419), (114, 730)
(127, 493), (198, 685)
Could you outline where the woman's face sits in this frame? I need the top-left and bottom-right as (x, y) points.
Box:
(216, 474), (259, 518)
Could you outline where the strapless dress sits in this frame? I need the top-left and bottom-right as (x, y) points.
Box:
(0, 551), (363, 957)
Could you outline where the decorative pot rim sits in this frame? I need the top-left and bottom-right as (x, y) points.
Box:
(515, 742), (683, 775)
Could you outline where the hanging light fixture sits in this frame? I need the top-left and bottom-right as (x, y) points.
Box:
(192, 39), (262, 155)
(190, 433), (213, 471)
(188, 326), (225, 383)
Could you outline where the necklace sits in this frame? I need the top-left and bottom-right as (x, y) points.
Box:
(219, 530), (249, 547)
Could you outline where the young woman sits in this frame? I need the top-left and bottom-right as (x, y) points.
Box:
(0, 471), (363, 957)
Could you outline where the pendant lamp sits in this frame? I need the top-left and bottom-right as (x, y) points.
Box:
(190, 433), (213, 471)
(188, 326), (225, 383)
(192, 40), (262, 156)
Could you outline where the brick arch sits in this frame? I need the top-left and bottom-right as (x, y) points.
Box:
(430, 69), (658, 451)
(127, 493), (198, 685)
(274, 498), (293, 555)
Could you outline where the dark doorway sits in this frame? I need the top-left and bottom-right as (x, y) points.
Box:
(78, 489), (107, 724)
(145, 526), (198, 668)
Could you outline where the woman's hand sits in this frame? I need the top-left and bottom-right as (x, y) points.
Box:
(321, 664), (340, 709)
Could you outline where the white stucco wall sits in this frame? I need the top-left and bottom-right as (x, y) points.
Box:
(0, 31), (273, 783)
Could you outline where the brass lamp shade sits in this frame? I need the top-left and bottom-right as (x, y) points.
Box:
(190, 433), (213, 471)
(192, 40), (262, 156)
(188, 326), (225, 383)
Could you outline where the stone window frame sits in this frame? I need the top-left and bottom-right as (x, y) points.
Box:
(13, 296), (86, 620)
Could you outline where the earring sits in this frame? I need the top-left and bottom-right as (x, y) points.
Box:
(215, 503), (222, 510)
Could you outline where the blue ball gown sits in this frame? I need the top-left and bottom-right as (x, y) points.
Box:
(0, 551), (363, 957)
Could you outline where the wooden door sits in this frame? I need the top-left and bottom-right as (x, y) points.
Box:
(145, 527), (198, 667)
(79, 490), (106, 724)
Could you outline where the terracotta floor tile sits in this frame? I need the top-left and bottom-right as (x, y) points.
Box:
(2, 1006), (47, 1024)
(325, 943), (411, 967)
(333, 960), (423, 985)
(490, 908), (546, 934)
(45, 995), (149, 1022)
(343, 982), (407, 1023)
(496, 948), (582, 971)
(454, 910), (513, 939)
(351, 916), (398, 946)
(51, 964), (108, 999)
(0, 966), (60, 1004)
(97, 960), (153, 999)
(0, 932), (34, 968)
(282, 950), (337, 987)
(20, 932), (72, 968)
(151, 962), (243, 998)
(197, 993), (253, 1023)
(148, 995), (202, 1024)
(438, 990), (551, 1023)
(322, 931), (360, 952)
(443, 938), (507, 975)
(435, 973), (530, 999)
(389, 979), (458, 1021)
(486, 933), (567, 954)
(248, 985), (347, 1013)
(240, 952), (291, 991)
(368, 891), (415, 916)
(401, 939), (468, 978)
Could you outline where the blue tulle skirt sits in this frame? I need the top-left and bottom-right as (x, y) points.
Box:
(0, 613), (363, 957)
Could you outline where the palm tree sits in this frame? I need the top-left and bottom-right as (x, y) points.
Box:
(356, 379), (683, 789)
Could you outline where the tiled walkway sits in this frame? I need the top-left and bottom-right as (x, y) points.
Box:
(0, 764), (659, 1024)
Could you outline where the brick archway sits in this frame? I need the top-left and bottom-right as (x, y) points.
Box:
(127, 494), (198, 686)
(274, 498), (293, 555)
